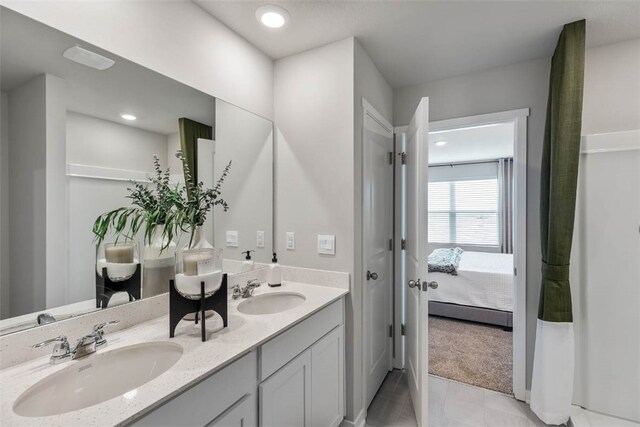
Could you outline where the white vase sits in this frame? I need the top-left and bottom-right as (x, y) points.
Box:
(189, 225), (213, 249)
(142, 225), (176, 298)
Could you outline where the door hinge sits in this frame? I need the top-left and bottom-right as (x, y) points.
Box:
(389, 238), (393, 251)
(514, 267), (517, 276)
(401, 324), (406, 336)
(401, 239), (406, 250)
(388, 151), (393, 165)
(389, 325), (393, 338)
(399, 152), (407, 164)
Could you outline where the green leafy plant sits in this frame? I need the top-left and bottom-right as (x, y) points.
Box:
(175, 151), (232, 247)
(92, 152), (232, 251)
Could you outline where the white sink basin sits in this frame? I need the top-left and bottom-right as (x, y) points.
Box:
(13, 341), (183, 417)
(237, 292), (306, 315)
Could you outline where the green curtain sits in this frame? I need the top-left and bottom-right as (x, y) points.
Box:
(178, 117), (213, 190)
(538, 19), (586, 323)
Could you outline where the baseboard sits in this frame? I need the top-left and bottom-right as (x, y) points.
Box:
(339, 408), (366, 427)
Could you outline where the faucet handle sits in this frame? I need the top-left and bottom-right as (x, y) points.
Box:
(247, 279), (261, 288)
(93, 320), (119, 333)
(33, 335), (68, 349)
(33, 335), (70, 358)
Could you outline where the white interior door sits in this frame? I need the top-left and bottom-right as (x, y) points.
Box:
(362, 99), (394, 408)
(404, 98), (430, 426)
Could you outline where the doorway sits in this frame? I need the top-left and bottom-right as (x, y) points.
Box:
(423, 109), (528, 402)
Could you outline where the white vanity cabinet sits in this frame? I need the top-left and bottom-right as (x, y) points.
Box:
(129, 298), (344, 427)
(258, 300), (344, 427)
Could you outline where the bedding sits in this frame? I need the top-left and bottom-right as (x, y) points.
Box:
(428, 247), (464, 275)
(427, 251), (514, 312)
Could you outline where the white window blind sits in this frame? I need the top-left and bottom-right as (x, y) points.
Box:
(428, 164), (499, 246)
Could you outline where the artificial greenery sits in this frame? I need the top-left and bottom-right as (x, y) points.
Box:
(93, 152), (231, 251)
(175, 151), (232, 247)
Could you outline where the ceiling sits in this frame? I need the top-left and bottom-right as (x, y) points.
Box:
(428, 122), (514, 164)
(1, 7), (216, 135)
(195, 0), (640, 88)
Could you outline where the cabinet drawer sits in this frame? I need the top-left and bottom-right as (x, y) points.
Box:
(258, 299), (343, 381)
(131, 351), (257, 427)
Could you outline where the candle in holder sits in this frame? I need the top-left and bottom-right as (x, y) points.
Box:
(105, 243), (135, 264)
(183, 249), (215, 276)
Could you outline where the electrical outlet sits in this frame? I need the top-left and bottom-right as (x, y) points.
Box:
(256, 231), (265, 248)
(286, 232), (295, 250)
(226, 230), (238, 247)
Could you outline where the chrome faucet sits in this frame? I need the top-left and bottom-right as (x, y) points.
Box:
(33, 320), (119, 365)
(232, 279), (261, 300)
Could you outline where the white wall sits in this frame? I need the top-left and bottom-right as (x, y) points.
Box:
(571, 143), (639, 422)
(275, 37), (393, 423)
(393, 38), (640, 391)
(353, 39), (394, 422)
(0, 92), (9, 319)
(582, 38), (640, 135)
(44, 74), (68, 310)
(210, 100), (273, 264)
(7, 75), (48, 317)
(66, 112), (170, 304)
(571, 38), (640, 421)
(66, 112), (169, 170)
(274, 38), (355, 273)
(0, 0), (274, 120)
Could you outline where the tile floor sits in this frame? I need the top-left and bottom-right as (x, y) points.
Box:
(365, 370), (554, 427)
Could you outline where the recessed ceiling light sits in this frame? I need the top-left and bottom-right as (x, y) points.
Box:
(435, 140), (448, 146)
(121, 114), (137, 121)
(256, 5), (290, 29)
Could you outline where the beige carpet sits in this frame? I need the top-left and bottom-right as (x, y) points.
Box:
(428, 315), (513, 395)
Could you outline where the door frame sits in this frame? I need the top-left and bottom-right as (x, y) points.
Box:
(361, 97), (395, 411)
(395, 108), (529, 402)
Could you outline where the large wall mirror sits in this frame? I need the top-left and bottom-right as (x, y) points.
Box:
(0, 7), (274, 334)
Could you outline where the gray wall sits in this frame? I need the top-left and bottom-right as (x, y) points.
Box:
(1, 0), (275, 120)
(394, 57), (551, 390)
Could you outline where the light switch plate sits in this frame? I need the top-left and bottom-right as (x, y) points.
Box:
(317, 234), (335, 255)
(226, 230), (239, 247)
(256, 231), (265, 248)
(286, 232), (295, 250)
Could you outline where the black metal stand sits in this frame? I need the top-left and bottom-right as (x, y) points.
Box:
(169, 274), (228, 342)
(95, 265), (141, 309)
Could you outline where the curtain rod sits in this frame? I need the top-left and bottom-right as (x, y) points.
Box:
(428, 158), (512, 168)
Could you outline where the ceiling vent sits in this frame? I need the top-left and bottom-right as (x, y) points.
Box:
(63, 46), (115, 71)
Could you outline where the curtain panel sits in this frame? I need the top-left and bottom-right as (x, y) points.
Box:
(498, 157), (513, 254)
(530, 19), (585, 425)
(178, 117), (214, 192)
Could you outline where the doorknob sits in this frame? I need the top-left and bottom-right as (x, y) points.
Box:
(408, 278), (420, 288)
(366, 270), (378, 281)
(423, 281), (438, 290)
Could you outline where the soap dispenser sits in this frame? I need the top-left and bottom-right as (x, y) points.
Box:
(241, 250), (255, 273)
(268, 253), (282, 287)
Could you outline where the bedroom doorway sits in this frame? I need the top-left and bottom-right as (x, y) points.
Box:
(395, 108), (528, 403)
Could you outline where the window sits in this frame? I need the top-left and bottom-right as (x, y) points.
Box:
(428, 178), (499, 246)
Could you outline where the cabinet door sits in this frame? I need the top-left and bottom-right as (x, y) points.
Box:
(311, 326), (344, 427)
(207, 394), (256, 427)
(259, 349), (312, 427)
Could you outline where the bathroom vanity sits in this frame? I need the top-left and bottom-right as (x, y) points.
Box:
(0, 277), (347, 427)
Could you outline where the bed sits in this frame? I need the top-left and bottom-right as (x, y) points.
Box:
(428, 251), (514, 328)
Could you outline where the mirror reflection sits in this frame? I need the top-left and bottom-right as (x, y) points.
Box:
(0, 7), (273, 334)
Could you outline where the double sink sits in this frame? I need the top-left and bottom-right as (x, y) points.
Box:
(13, 291), (306, 417)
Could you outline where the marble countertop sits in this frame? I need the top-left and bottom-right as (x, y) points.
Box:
(0, 281), (348, 426)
